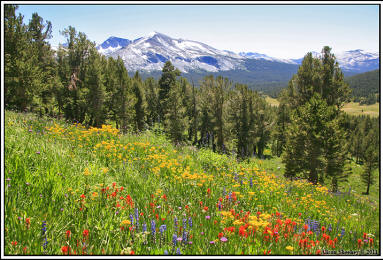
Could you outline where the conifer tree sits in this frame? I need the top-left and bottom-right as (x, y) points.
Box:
(360, 127), (379, 195)
(158, 61), (180, 122)
(133, 71), (146, 132)
(164, 81), (188, 144)
(144, 77), (160, 127)
(84, 47), (106, 127)
(283, 46), (351, 185)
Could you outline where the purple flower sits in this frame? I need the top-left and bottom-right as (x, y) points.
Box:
(206, 216), (211, 220)
(220, 237), (228, 242)
(201, 232), (204, 235)
(177, 237), (183, 242)
(6, 178), (11, 182)
(209, 241), (215, 244)
(36, 151), (40, 154)
(188, 241), (192, 245)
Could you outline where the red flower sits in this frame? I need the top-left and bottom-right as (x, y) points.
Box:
(363, 233), (367, 239)
(162, 194), (167, 201)
(207, 188), (211, 195)
(112, 182), (116, 188)
(218, 232), (224, 238)
(185, 205), (189, 210)
(120, 186), (124, 192)
(26, 218), (30, 225)
(80, 194), (86, 199)
(66, 230), (71, 239)
(358, 239), (363, 248)
(83, 229), (89, 238)
(203, 206), (208, 211)
(304, 224), (309, 232)
(61, 245), (70, 255)
(369, 238), (374, 247)
(316, 249), (321, 255)
(130, 250), (135, 255)
(155, 214), (159, 220)
(298, 213), (302, 217)
(11, 241), (18, 246)
(321, 226), (326, 233)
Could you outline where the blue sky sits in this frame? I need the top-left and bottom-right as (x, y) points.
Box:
(16, 4), (379, 59)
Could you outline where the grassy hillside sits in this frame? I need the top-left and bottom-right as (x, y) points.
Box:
(4, 111), (380, 255)
(265, 97), (380, 117)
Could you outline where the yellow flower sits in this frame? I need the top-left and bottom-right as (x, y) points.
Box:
(84, 168), (91, 176)
(120, 220), (131, 226)
(102, 167), (109, 174)
(286, 246), (294, 251)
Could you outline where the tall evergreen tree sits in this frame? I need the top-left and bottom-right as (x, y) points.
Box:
(84, 47), (106, 127)
(283, 46), (351, 185)
(133, 71), (146, 132)
(158, 61), (180, 122)
(164, 81), (188, 144)
(4, 5), (41, 111)
(360, 127), (379, 195)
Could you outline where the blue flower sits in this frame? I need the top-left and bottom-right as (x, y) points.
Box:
(188, 217), (192, 228)
(172, 234), (177, 246)
(176, 248), (181, 255)
(164, 250), (169, 255)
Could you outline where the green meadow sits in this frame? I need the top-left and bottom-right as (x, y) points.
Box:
(4, 110), (379, 256)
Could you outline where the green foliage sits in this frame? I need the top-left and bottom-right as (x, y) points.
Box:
(345, 69), (379, 103)
(283, 47), (351, 188)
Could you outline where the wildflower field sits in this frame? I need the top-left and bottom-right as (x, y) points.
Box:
(4, 111), (380, 256)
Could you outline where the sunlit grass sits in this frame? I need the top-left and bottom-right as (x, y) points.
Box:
(4, 110), (380, 255)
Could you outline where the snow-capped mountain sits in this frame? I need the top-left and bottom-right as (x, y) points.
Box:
(289, 50), (379, 73)
(103, 31), (245, 73)
(97, 36), (131, 55)
(334, 49), (379, 73)
(96, 32), (379, 74)
(239, 52), (297, 64)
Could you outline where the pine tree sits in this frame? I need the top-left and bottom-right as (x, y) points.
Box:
(283, 46), (351, 185)
(158, 61), (180, 122)
(143, 77), (160, 127)
(164, 81), (188, 144)
(84, 47), (106, 127)
(360, 128), (379, 195)
(132, 71), (146, 132)
(5, 5), (41, 111)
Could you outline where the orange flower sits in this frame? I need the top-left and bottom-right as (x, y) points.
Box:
(26, 218), (30, 225)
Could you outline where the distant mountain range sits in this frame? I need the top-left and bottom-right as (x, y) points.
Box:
(95, 32), (379, 96)
(96, 32), (379, 74)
